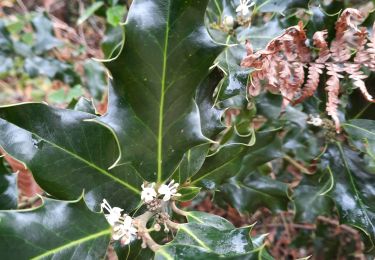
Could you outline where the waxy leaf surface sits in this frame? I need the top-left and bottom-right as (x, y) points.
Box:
(0, 157), (17, 210)
(0, 104), (142, 211)
(0, 197), (111, 259)
(99, 0), (223, 183)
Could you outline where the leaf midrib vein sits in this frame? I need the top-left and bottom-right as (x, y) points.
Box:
(157, 3), (171, 183)
(31, 228), (111, 259)
(32, 132), (140, 194)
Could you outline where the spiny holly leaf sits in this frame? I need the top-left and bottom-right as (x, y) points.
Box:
(191, 131), (282, 189)
(292, 170), (334, 223)
(0, 156), (17, 210)
(0, 104), (142, 211)
(322, 144), (375, 248)
(173, 144), (210, 184)
(343, 119), (375, 173)
(176, 187), (201, 202)
(196, 71), (226, 139)
(99, 0), (223, 183)
(155, 211), (273, 260)
(186, 211), (235, 230)
(0, 196), (111, 259)
(220, 172), (290, 213)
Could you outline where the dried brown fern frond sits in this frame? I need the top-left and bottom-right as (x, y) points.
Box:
(294, 31), (329, 104)
(241, 8), (375, 133)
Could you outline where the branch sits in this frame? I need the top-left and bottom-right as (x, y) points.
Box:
(133, 211), (161, 252)
(283, 155), (312, 175)
(171, 201), (188, 217)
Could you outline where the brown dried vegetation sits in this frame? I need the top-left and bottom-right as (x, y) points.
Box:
(241, 8), (375, 133)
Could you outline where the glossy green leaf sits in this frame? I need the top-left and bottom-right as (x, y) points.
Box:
(70, 97), (97, 115)
(0, 197), (111, 259)
(237, 19), (284, 51)
(174, 144), (210, 184)
(186, 211), (235, 230)
(169, 223), (253, 254)
(156, 210), (273, 260)
(292, 170), (334, 223)
(255, 93), (282, 120)
(176, 187), (201, 202)
(343, 119), (375, 172)
(196, 71), (225, 139)
(221, 172), (289, 213)
(101, 26), (123, 59)
(0, 104), (142, 211)
(191, 131), (282, 189)
(321, 144), (375, 248)
(99, 0), (223, 183)
(0, 157), (17, 210)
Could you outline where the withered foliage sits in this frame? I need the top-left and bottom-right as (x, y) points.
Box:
(241, 8), (375, 132)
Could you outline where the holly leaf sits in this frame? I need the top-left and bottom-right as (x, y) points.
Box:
(0, 196), (111, 259)
(322, 144), (375, 248)
(292, 170), (334, 223)
(155, 211), (273, 259)
(177, 187), (201, 202)
(98, 0), (223, 183)
(343, 119), (375, 172)
(0, 104), (142, 211)
(191, 131), (282, 189)
(220, 172), (290, 213)
(0, 156), (17, 210)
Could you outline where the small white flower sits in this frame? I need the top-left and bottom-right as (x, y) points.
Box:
(141, 182), (157, 203)
(236, 0), (254, 16)
(223, 15), (235, 29)
(113, 214), (137, 245)
(158, 180), (181, 202)
(307, 116), (323, 126)
(101, 199), (123, 226)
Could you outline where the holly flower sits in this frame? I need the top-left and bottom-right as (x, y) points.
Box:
(112, 214), (137, 245)
(236, 0), (254, 16)
(141, 182), (157, 203)
(158, 180), (181, 201)
(101, 199), (123, 226)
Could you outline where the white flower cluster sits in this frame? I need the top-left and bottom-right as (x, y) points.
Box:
(236, 0), (254, 17)
(307, 115), (323, 126)
(141, 180), (181, 203)
(101, 180), (181, 245)
(101, 199), (137, 245)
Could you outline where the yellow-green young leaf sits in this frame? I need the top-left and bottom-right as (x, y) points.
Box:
(98, 0), (223, 183)
(0, 197), (111, 259)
